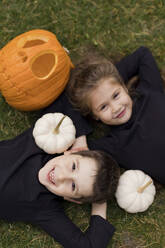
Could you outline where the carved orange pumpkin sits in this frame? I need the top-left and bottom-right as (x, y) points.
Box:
(0, 29), (74, 111)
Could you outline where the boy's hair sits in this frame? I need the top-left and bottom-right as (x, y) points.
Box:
(67, 53), (124, 116)
(71, 150), (120, 203)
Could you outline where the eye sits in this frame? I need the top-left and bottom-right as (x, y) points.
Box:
(72, 182), (76, 191)
(72, 162), (76, 171)
(100, 104), (107, 111)
(113, 92), (119, 99)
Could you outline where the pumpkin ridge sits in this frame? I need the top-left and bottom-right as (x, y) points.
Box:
(0, 69), (25, 96)
(0, 63), (67, 99)
(0, 55), (28, 93)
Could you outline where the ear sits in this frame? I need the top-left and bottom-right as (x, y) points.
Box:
(64, 197), (82, 204)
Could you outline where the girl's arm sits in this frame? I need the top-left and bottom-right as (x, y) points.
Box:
(116, 46), (163, 92)
(64, 135), (88, 154)
(36, 205), (114, 248)
(88, 134), (117, 161)
(67, 135), (89, 153)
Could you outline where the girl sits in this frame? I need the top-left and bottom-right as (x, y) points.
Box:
(67, 46), (165, 185)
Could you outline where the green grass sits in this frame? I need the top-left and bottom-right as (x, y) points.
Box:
(0, 0), (165, 247)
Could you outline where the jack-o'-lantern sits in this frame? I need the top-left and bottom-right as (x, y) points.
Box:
(0, 29), (74, 111)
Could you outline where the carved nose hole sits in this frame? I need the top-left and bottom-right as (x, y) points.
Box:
(31, 52), (56, 79)
(18, 51), (28, 63)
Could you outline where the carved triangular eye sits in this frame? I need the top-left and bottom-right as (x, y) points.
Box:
(23, 39), (46, 48)
(17, 35), (49, 49)
(30, 52), (56, 79)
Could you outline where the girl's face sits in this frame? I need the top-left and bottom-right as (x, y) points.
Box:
(89, 78), (133, 125)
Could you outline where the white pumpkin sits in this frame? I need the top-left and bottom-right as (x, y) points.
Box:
(115, 170), (156, 213)
(33, 113), (76, 154)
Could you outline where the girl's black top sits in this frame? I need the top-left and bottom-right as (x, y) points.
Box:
(88, 47), (165, 185)
(0, 92), (114, 248)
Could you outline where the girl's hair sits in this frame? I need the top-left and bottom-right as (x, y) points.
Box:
(67, 53), (124, 116)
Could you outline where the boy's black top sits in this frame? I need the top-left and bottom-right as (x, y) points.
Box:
(89, 46), (165, 185)
(0, 93), (114, 248)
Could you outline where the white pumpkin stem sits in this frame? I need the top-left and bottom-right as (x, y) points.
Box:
(54, 115), (66, 134)
(137, 179), (153, 193)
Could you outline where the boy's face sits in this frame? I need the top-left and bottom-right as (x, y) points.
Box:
(89, 78), (133, 125)
(38, 154), (97, 201)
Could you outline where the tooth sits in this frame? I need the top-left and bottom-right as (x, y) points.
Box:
(50, 170), (55, 183)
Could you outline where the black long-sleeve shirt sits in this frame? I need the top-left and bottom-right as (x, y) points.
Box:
(0, 92), (114, 248)
(88, 47), (165, 184)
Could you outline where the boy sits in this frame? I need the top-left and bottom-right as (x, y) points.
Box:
(0, 93), (120, 248)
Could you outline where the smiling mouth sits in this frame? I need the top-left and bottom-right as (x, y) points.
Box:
(116, 107), (126, 119)
(48, 169), (56, 184)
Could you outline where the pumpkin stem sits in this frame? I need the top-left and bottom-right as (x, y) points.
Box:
(137, 179), (153, 193)
(54, 115), (66, 134)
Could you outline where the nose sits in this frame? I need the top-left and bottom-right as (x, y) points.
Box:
(56, 167), (73, 183)
(111, 102), (119, 114)
(57, 170), (67, 182)
(57, 174), (66, 182)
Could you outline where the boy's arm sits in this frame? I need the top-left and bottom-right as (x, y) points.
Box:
(37, 205), (115, 248)
(91, 202), (107, 219)
(116, 46), (163, 92)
